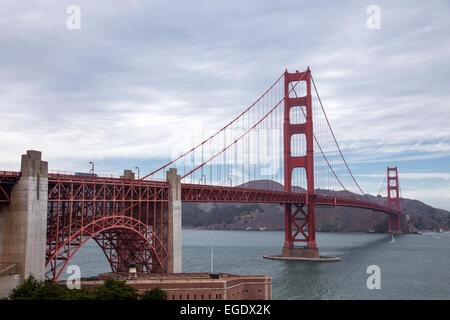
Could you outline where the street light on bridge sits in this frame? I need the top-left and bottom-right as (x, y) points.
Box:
(89, 161), (94, 175)
(135, 166), (140, 179)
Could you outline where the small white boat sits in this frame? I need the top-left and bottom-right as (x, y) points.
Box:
(390, 234), (396, 244)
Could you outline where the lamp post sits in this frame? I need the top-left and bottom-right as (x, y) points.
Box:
(89, 161), (94, 175)
(135, 166), (140, 179)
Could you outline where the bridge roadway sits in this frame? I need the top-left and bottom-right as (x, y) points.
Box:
(0, 171), (402, 217)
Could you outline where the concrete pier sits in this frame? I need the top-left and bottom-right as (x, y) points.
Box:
(263, 245), (340, 262)
(263, 254), (341, 262)
(282, 246), (320, 259)
(166, 168), (182, 273)
(0, 151), (48, 297)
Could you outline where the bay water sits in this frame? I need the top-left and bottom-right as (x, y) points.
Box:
(66, 230), (450, 299)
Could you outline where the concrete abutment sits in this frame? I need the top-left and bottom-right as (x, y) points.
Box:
(166, 168), (182, 273)
(0, 150), (48, 298)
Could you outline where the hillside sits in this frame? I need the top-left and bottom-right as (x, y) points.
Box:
(182, 180), (450, 233)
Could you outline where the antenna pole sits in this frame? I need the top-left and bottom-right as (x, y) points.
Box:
(210, 247), (214, 274)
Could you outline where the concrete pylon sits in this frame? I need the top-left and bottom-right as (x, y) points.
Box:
(0, 151), (48, 283)
(120, 169), (135, 180)
(166, 168), (182, 273)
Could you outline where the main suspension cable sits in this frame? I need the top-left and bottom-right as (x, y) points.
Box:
(140, 72), (285, 180)
(290, 83), (347, 191)
(181, 72), (308, 179)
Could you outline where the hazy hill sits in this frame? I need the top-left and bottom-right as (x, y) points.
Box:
(182, 180), (450, 233)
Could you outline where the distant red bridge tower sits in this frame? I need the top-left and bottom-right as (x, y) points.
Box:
(387, 167), (402, 233)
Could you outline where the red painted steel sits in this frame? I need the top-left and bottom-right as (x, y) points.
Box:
(0, 171), (405, 216)
(181, 183), (306, 203)
(0, 171), (21, 178)
(181, 184), (402, 216)
(0, 171), (20, 203)
(387, 167), (402, 233)
(283, 68), (317, 250)
(45, 174), (170, 279)
(1, 170), (403, 280)
(0, 184), (9, 203)
(0, 70), (406, 278)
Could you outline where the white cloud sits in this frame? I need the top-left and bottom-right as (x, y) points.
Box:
(402, 187), (450, 211)
(0, 1), (449, 209)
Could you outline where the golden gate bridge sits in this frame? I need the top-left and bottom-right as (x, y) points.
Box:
(0, 68), (404, 280)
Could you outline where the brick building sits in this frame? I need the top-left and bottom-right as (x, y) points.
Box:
(77, 272), (271, 300)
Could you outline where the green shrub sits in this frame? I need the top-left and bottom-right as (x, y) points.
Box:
(63, 287), (96, 300)
(9, 275), (75, 300)
(9, 275), (149, 300)
(140, 287), (168, 300)
(93, 278), (139, 300)
(30, 279), (68, 300)
(8, 275), (41, 300)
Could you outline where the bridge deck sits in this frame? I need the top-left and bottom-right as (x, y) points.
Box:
(0, 171), (20, 203)
(0, 171), (401, 216)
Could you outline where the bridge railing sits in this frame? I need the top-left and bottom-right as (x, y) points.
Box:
(47, 170), (166, 182)
(0, 171), (21, 178)
(48, 170), (119, 179)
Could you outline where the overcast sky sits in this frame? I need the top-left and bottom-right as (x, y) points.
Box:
(1, 1), (449, 209)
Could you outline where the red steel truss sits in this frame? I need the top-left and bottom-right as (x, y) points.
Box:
(0, 171), (402, 280)
(181, 184), (402, 215)
(0, 68), (406, 278)
(283, 68), (317, 254)
(0, 185), (9, 203)
(0, 171), (20, 203)
(181, 183), (306, 203)
(45, 174), (170, 279)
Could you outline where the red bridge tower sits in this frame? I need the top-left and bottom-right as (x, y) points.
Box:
(282, 68), (320, 259)
(387, 167), (402, 233)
